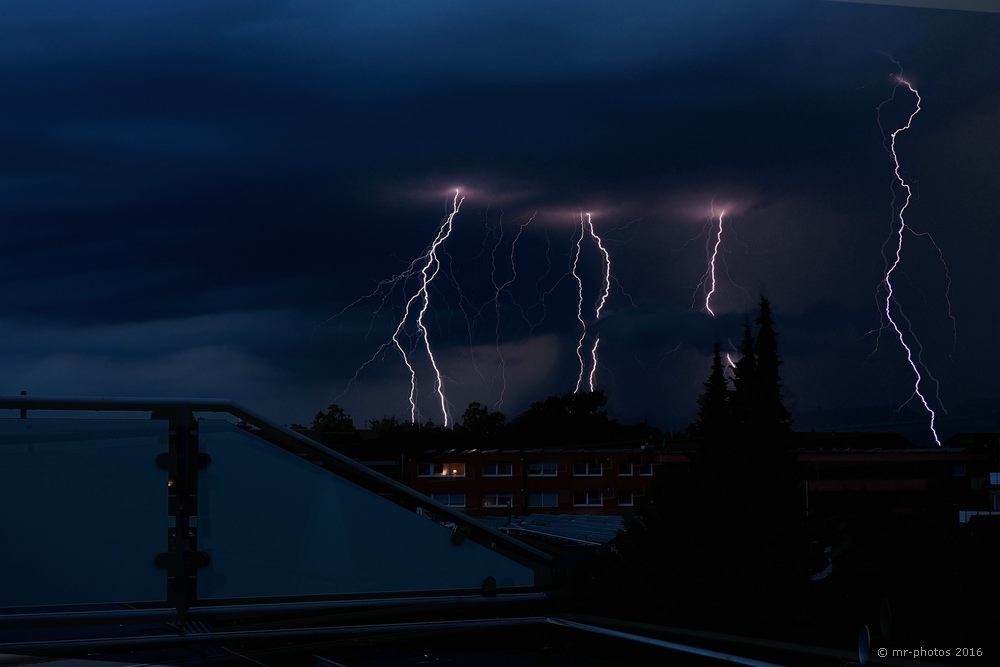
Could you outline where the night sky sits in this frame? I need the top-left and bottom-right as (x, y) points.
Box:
(1, 1), (997, 443)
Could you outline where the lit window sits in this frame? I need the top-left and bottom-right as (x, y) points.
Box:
(618, 462), (633, 476)
(573, 491), (603, 507)
(528, 492), (559, 508)
(430, 493), (466, 508)
(483, 462), (513, 477)
(573, 461), (603, 476)
(527, 461), (558, 477)
(417, 462), (466, 477)
(482, 492), (513, 508)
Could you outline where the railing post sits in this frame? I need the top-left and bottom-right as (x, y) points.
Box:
(154, 406), (210, 616)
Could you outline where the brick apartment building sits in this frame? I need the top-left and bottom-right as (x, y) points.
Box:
(403, 447), (669, 517)
(358, 430), (1000, 523)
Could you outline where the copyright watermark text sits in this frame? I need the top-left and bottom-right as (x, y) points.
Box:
(877, 646), (984, 658)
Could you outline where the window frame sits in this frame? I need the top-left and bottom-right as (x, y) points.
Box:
(527, 492), (559, 508)
(573, 490), (604, 507)
(483, 461), (514, 477)
(482, 492), (514, 508)
(527, 461), (558, 477)
(417, 462), (467, 478)
(573, 461), (603, 477)
(430, 492), (467, 508)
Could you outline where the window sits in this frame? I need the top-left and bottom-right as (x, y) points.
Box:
(618, 462), (633, 476)
(619, 491), (644, 507)
(528, 492), (559, 508)
(527, 461), (558, 477)
(482, 492), (513, 508)
(573, 461), (603, 476)
(417, 462), (466, 477)
(638, 462), (654, 476)
(483, 461), (513, 477)
(430, 493), (466, 508)
(573, 491), (603, 507)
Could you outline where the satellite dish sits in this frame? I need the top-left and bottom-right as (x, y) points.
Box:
(858, 625), (870, 666)
(879, 598), (893, 639)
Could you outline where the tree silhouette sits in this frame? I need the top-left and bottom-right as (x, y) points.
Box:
(508, 390), (614, 446)
(629, 295), (808, 635)
(692, 342), (731, 442)
(694, 296), (792, 444)
(753, 295), (793, 437)
(729, 321), (758, 437)
(455, 402), (507, 441)
(311, 403), (355, 432)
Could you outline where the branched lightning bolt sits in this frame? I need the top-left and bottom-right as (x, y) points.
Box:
(704, 209), (725, 317)
(585, 214), (611, 392)
(486, 211), (537, 410)
(587, 214), (612, 323)
(572, 212), (614, 392)
(587, 335), (602, 392)
(572, 215), (588, 392)
(401, 190), (463, 426)
(690, 204), (744, 317)
(330, 190), (463, 426)
(877, 68), (943, 446)
(329, 195), (634, 419)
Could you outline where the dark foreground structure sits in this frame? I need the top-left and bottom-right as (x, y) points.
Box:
(0, 396), (955, 666)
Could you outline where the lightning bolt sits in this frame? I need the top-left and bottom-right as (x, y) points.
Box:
(572, 212), (614, 392)
(877, 66), (943, 446)
(704, 209), (725, 317)
(486, 211), (537, 410)
(690, 203), (747, 317)
(329, 190), (463, 426)
(329, 195), (633, 421)
(572, 215), (588, 392)
(402, 190), (463, 426)
(586, 214), (611, 392)
(587, 335), (602, 393)
(725, 351), (738, 374)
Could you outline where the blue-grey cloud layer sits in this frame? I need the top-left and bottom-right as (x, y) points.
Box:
(0, 1), (996, 439)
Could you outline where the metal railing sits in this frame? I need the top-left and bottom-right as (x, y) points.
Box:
(0, 395), (552, 616)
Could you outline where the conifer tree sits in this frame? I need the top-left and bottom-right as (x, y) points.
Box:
(693, 342), (730, 440)
(729, 321), (757, 434)
(753, 296), (792, 437)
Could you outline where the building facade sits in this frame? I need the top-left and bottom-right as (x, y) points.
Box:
(403, 448), (664, 517)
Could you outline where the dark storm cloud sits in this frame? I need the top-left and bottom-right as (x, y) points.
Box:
(0, 1), (995, 434)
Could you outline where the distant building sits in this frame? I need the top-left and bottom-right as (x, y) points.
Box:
(794, 431), (999, 522)
(311, 428), (1000, 526)
(403, 447), (665, 516)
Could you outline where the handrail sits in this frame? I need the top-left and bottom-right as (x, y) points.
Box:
(0, 395), (553, 575)
(0, 592), (552, 629)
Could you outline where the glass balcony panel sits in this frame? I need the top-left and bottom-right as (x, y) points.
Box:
(197, 421), (534, 600)
(0, 418), (167, 608)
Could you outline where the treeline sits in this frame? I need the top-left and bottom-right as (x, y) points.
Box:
(303, 389), (661, 451)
